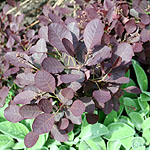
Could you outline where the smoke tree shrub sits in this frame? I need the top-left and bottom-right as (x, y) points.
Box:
(1, 0), (150, 148)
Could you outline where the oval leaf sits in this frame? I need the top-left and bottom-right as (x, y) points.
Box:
(70, 100), (85, 116)
(24, 131), (39, 148)
(62, 38), (74, 56)
(35, 70), (56, 93)
(51, 125), (68, 142)
(0, 121), (29, 140)
(132, 60), (148, 91)
(93, 89), (111, 103)
(4, 105), (24, 123)
(114, 43), (134, 65)
(13, 90), (37, 104)
(104, 122), (135, 141)
(19, 104), (42, 119)
(48, 23), (72, 52)
(38, 99), (53, 113)
(32, 113), (55, 134)
(83, 18), (104, 49)
(58, 118), (69, 130)
(60, 74), (80, 83)
(61, 88), (74, 99)
(42, 57), (64, 74)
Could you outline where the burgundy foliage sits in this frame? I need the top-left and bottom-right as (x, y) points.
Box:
(0, 0), (148, 148)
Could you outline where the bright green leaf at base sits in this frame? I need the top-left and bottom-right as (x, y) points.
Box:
(132, 59), (148, 91)
(107, 140), (121, 150)
(0, 134), (14, 150)
(103, 122), (135, 141)
(0, 121), (29, 140)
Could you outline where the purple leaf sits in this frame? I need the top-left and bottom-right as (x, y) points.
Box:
(132, 43), (143, 53)
(70, 100), (85, 116)
(13, 90), (37, 104)
(30, 38), (47, 54)
(3, 67), (19, 79)
(86, 114), (99, 124)
(48, 23), (72, 52)
(80, 97), (95, 113)
(4, 105), (24, 123)
(58, 118), (69, 130)
(48, 12), (63, 24)
(60, 74), (80, 83)
(61, 88), (74, 99)
(38, 15), (50, 25)
(42, 57), (64, 74)
(140, 14), (150, 25)
(67, 22), (80, 40)
(19, 104), (42, 119)
(115, 21), (124, 37)
(65, 110), (82, 125)
(24, 131), (39, 148)
(35, 70), (55, 93)
(16, 73), (35, 86)
(26, 29), (35, 39)
(38, 26), (49, 42)
(32, 113), (55, 134)
(83, 18), (104, 49)
(5, 52), (32, 68)
(124, 86), (141, 94)
(125, 18), (136, 34)
(6, 36), (15, 48)
(141, 28), (150, 42)
(62, 38), (75, 56)
(108, 77), (130, 84)
(114, 43), (134, 64)
(87, 46), (111, 66)
(93, 89), (111, 103)
(0, 86), (9, 108)
(51, 125), (68, 142)
(38, 99), (53, 113)
(68, 82), (82, 92)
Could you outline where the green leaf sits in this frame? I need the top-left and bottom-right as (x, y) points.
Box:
(131, 137), (145, 149)
(129, 112), (144, 131)
(142, 128), (150, 146)
(140, 93), (150, 101)
(79, 141), (91, 150)
(13, 140), (26, 149)
(79, 123), (108, 140)
(0, 121), (29, 140)
(123, 97), (140, 114)
(118, 116), (134, 128)
(138, 98), (149, 115)
(103, 122), (135, 141)
(103, 110), (117, 126)
(142, 118), (150, 130)
(120, 136), (133, 150)
(49, 145), (59, 150)
(135, 146), (145, 150)
(45, 138), (61, 148)
(132, 59), (148, 91)
(59, 145), (70, 150)
(85, 137), (106, 150)
(107, 140), (121, 150)
(0, 134), (14, 150)
(79, 137), (106, 150)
